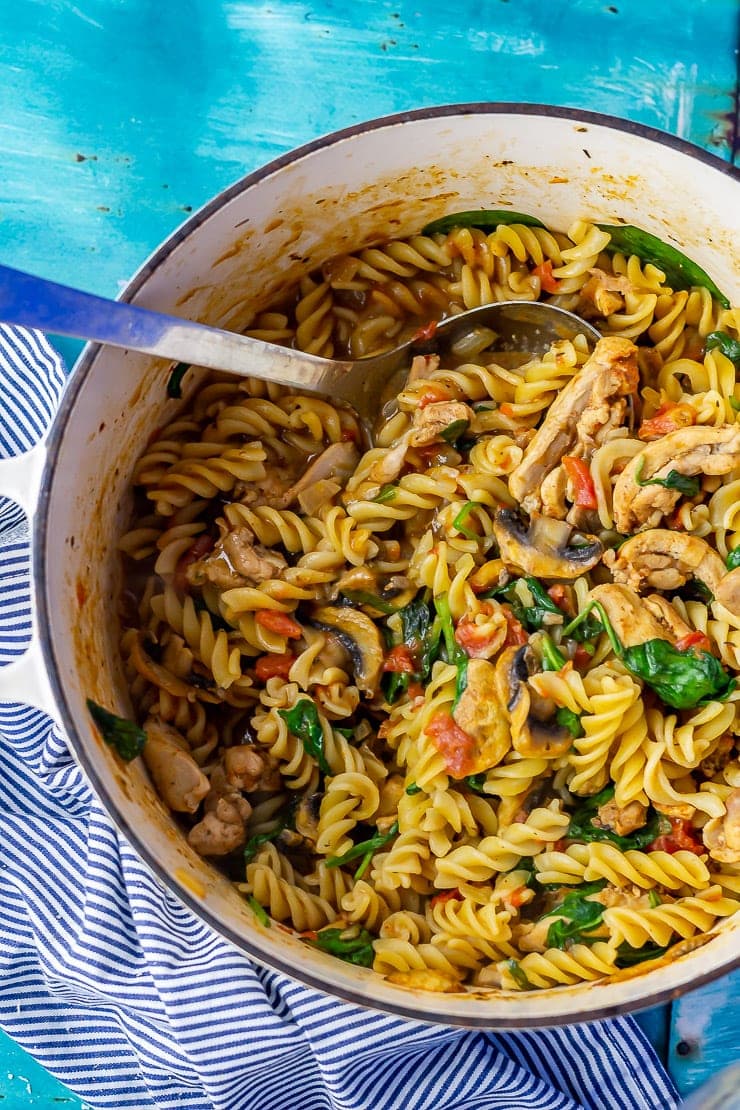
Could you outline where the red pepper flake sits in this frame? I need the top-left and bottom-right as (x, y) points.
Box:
(430, 889), (462, 908)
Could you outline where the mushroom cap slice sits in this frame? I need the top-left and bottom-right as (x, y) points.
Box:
(311, 605), (384, 696)
(493, 509), (603, 580)
(495, 646), (572, 759)
(613, 426), (740, 533)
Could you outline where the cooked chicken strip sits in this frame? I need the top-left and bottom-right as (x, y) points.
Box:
(613, 426), (740, 533)
(610, 531), (727, 594)
(589, 583), (672, 649)
(508, 336), (639, 514)
(409, 400), (474, 447)
(643, 594), (694, 642)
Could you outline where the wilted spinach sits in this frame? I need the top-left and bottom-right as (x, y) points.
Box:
(309, 927), (375, 967)
(540, 881), (607, 948)
(278, 698), (330, 774)
(86, 700), (146, 762)
(597, 224), (729, 307)
(422, 209), (545, 236)
(568, 786), (669, 851)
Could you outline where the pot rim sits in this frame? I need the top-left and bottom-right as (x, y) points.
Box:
(37, 102), (740, 1027)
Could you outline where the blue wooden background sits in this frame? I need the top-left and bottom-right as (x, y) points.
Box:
(0, 0), (738, 1105)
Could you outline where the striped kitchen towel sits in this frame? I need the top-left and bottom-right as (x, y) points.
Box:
(0, 324), (678, 1110)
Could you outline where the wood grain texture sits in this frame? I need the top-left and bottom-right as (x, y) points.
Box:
(0, 0), (738, 1105)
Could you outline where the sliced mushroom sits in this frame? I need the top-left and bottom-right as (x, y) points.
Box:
(494, 646), (572, 759)
(613, 426), (740, 533)
(493, 509), (603, 579)
(609, 530), (727, 595)
(702, 788), (740, 863)
(508, 336), (639, 515)
(295, 791), (323, 845)
(589, 583), (671, 649)
(311, 605), (384, 696)
(451, 657), (511, 773)
(142, 717), (210, 814)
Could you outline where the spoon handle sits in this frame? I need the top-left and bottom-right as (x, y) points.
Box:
(0, 263), (350, 393)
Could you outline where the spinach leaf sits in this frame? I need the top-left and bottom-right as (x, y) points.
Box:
(541, 881), (607, 948)
(564, 601), (735, 710)
(385, 670), (410, 704)
(341, 590), (399, 615)
(167, 361), (190, 398)
(464, 773), (488, 794)
(246, 895), (271, 928)
(440, 418), (470, 447)
(622, 638), (735, 710)
(422, 209), (545, 236)
(325, 821), (399, 872)
(615, 941), (668, 968)
(540, 633), (567, 672)
(309, 926), (374, 967)
(86, 699), (146, 762)
(244, 828), (282, 864)
(706, 330), (740, 366)
(278, 698), (330, 774)
(502, 959), (534, 990)
(556, 706), (584, 739)
(567, 612), (603, 644)
(453, 501), (484, 541)
(374, 484), (398, 503)
(635, 457), (700, 498)
(434, 593), (468, 707)
(398, 593), (441, 680)
(727, 548), (740, 571)
(569, 786), (669, 851)
(485, 577), (565, 633)
(597, 224), (730, 308)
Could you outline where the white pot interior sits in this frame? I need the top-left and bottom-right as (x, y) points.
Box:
(39, 106), (740, 1026)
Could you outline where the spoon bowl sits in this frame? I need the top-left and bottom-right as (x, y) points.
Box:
(0, 264), (600, 431)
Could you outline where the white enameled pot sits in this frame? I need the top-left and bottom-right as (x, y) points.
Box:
(1, 104), (738, 1027)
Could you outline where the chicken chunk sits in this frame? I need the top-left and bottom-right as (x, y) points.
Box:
(223, 745), (267, 792)
(613, 426), (740, 534)
(187, 526), (287, 589)
(610, 531), (727, 595)
(594, 798), (647, 837)
(508, 337), (639, 514)
(142, 717), (210, 814)
(409, 400), (474, 447)
(187, 764), (252, 857)
(702, 788), (740, 863)
(643, 595), (695, 642)
(589, 583), (672, 649)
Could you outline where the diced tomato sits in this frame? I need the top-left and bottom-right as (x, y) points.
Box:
(499, 403), (515, 418)
(547, 585), (572, 614)
(674, 631), (712, 655)
(411, 319), (438, 343)
(418, 382), (453, 408)
(647, 817), (704, 856)
(254, 653), (296, 681)
(383, 644), (417, 674)
(531, 259), (561, 294)
(506, 886), (529, 909)
(503, 606), (528, 647)
(299, 930), (318, 941)
(638, 400), (696, 441)
(562, 456), (598, 510)
(425, 711), (477, 778)
(174, 533), (215, 592)
(254, 609), (303, 638)
(454, 605), (498, 658)
(341, 427), (358, 442)
(430, 889), (462, 908)
(572, 644), (593, 669)
(407, 682), (425, 700)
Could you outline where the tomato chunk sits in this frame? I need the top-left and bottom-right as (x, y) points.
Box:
(503, 606), (528, 647)
(430, 889), (462, 908)
(425, 711), (477, 778)
(648, 816), (704, 855)
(454, 604), (499, 658)
(674, 631), (712, 655)
(255, 610), (303, 638)
(562, 456), (598, 510)
(254, 653), (295, 680)
(383, 645), (417, 674)
(531, 259), (561, 293)
(638, 400), (696, 440)
(411, 319), (438, 343)
(418, 382), (453, 408)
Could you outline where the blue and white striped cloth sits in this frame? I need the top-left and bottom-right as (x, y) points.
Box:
(0, 324), (679, 1110)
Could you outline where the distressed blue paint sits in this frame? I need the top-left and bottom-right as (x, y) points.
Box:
(0, 0), (738, 1105)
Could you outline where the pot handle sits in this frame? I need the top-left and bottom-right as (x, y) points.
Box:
(0, 441), (58, 718)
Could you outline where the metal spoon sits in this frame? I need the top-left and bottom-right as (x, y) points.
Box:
(0, 264), (600, 427)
